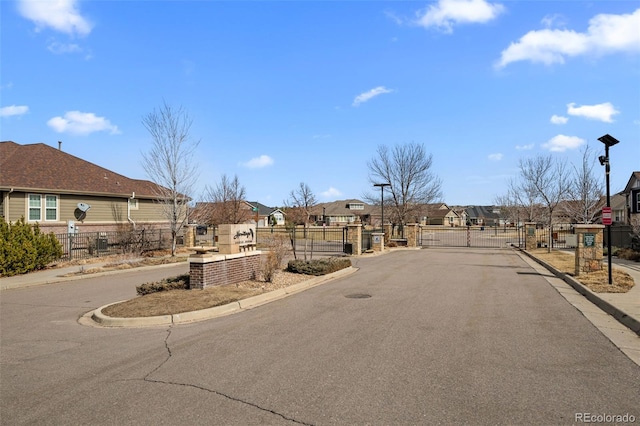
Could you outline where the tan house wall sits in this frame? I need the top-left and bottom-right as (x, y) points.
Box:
(2, 190), (174, 233)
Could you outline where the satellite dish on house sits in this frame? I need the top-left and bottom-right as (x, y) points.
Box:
(74, 203), (91, 221)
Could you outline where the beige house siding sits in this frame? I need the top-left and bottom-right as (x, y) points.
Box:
(2, 191), (175, 234)
(131, 199), (173, 223)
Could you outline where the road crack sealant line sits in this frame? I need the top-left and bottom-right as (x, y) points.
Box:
(142, 327), (314, 426)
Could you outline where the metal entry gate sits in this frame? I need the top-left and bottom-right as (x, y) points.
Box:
(257, 226), (346, 254)
(419, 226), (518, 248)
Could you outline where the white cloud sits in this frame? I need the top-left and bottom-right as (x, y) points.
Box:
(567, 102), (619, 123)
(496, 8), (640, 68)
(47, 111), (120, 135)
(488, 153), (503, 161)
(352, 86), (393, 107)
(321, 187), (343, 199)
(542, 134), (585, 152)
(541, 14), (567, 29)
(0, 105), (29, 117)
(240, 155), (274, 169)
(47, 41), (82, 54)
(550, 115), (568, 125)
(415, 0), (504, 33)
(17, 0), (92, 36)
(515, 143), (534, 150)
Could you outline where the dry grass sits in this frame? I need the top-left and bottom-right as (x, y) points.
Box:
(530, 249), (635, 293)
(102, 270), (313, 317)
(60, 254), (187, 276)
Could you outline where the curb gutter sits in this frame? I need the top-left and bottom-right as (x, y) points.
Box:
(518, 249), (640, 336)
(89, 266), (358, 328)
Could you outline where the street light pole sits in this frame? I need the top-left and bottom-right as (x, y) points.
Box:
(598, 134), (620, 286)
(374, 183), (391, 233)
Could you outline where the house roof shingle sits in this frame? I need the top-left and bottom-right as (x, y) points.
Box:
(0, 141), (161, 198)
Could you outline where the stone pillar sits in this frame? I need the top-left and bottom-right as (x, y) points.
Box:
(574, 224), (605, 276)
(405, 223), (419, 248)
(383, 224), (392, 243)
(346, 223), (362, 256)
(371, 232), (385, 252)
(183, 225), (195, 248)
(524, 222), (537, 251)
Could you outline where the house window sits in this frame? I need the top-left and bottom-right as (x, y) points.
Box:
(29, 194), (41, 221)
(635, 190), (640, 213)
(45, 195), (58, 221)
(129, 198), (139, 210)
(348, 203), (364, 210)
(28, 194), (58, 221)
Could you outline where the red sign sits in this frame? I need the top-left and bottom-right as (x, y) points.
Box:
(602, 207), (612, 225)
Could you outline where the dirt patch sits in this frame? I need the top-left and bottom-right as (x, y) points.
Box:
(530, 249), (635, 293)
(102, 270), (314, 317)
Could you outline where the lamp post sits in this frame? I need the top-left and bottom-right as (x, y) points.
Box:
(598, 134), (620, 286)
(322, 206), (326, 239)
(374, 183), (391, 232)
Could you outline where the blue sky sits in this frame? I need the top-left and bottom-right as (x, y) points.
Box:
(1, 0), (639, 207)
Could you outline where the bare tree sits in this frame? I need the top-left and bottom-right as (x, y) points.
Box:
(504, 176), (543, 224)
(364, 143), (442, 226)
(141, 101), (199, 256)
(202, 174), (251, 225)
(285, 182), (317, 227)
(563, 145), (605, 224)
(517, 155), (571, 251)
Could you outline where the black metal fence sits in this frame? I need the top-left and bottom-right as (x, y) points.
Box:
(54, 229), (174, 261)
(256, 226), (346, 255)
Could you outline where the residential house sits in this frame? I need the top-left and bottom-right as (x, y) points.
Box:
(248, 201), (285, 227)
(189, 200), (254, 226)
(423, 203), (463, 226)
(0, 141), (175, 234)
(622, 171), (640, 227)
(314, 199), (372, 226)
(611, 193), (628, 224)
(465, 205), (502, 226)
(190, 200), (285, 227)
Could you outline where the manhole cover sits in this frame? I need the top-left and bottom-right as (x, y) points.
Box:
(345, 293), (371, 299)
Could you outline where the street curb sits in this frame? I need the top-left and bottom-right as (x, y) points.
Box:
(86, 266), (358, 328)
(517, 248), (640, 336)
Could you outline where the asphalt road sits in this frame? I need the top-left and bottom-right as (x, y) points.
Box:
(1, 249), (639, 425)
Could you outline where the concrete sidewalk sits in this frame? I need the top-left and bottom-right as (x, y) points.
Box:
(0, 259), (188, 290)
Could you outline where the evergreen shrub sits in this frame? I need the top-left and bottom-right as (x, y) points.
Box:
(0, 218), (63, 277)
(287, 257), (351, 276)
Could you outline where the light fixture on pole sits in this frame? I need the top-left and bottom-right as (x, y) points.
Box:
(597, 133), (620, 286)
(374, 183), (391, 232)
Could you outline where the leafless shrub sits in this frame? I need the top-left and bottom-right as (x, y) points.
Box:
(259, 234), (291, 282)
